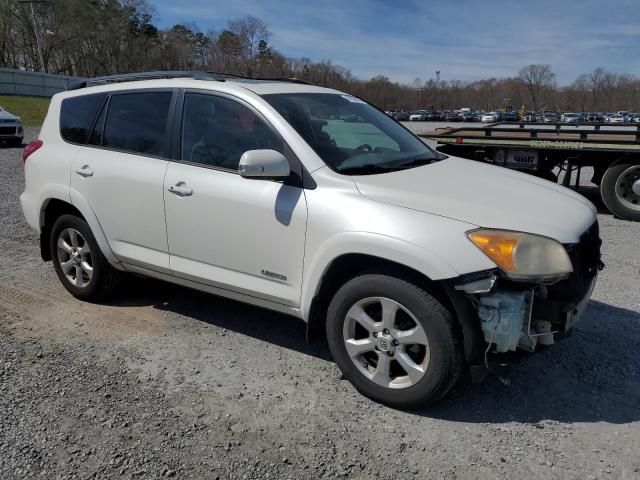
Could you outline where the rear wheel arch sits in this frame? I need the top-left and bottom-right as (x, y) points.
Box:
(39, 197), (120, 265)
(40, 199), (85, 261)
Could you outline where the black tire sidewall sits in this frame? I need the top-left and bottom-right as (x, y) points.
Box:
(50, 214), (109, 300)
(601, 162), (640, 221)
(326, 274), (460, 408)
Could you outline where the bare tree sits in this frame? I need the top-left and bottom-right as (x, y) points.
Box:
(588, 67), (607, 111)
(227, 15), (271, 76)
(518, 64), (555, 112)
(2, 6), (640, 113)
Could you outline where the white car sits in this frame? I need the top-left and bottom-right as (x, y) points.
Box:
(0, 105), (24, 146)
(409, 112), (426, 121)
(20, 72), (602, 408)
(480, 112), (499, 123)
(608, 114), (625, 123)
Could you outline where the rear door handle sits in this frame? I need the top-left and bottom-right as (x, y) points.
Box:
(74, 166), (93, 177)
(168, 183), (193, 197)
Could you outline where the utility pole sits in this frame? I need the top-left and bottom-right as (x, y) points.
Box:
(18, 0), (47, 73)
(435, 70), (441, 110)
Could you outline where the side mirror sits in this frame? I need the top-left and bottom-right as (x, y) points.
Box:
(238, 149), (290, 179)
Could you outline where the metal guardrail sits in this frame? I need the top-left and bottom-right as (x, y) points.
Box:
(0, 68), (84, 97)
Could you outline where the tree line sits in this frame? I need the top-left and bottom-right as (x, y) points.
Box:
(2, 0), (639, 112)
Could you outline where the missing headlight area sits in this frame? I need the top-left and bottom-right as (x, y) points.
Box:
(476, 290), (556, 353)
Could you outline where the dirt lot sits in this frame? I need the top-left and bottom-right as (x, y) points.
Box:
(1, 128), (639, 480)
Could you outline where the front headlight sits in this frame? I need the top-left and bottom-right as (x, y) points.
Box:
(467, 229), (573, 281)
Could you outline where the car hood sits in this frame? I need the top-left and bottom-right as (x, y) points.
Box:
(353, 156), (597, 243)
(0, 110), (18, 121)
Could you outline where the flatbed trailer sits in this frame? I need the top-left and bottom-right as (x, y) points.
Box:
(422, 122), (640, 221)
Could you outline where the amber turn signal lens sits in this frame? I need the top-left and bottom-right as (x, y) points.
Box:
(467, 230), (524, 272)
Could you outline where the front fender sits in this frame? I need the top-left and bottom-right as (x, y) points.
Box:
(299, 231), (461, 320)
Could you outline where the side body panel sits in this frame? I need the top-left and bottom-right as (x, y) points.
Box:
(20, 95), (72, 233)
(163, 159), (308, 307)
(70, 147), (171, 272)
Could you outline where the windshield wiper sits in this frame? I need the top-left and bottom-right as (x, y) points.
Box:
(337, 163), (395, 175)
(395, 157), (437, 169)
(338, 156), (438, 175)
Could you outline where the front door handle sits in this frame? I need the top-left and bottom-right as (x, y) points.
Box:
(168, 183), (193, 197)
(74, 165), (93, 177)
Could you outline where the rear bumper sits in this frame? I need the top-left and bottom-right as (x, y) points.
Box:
(20, 191), (40, 233)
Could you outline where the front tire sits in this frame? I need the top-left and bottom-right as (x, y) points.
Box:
(326, 274), (464, 409)
(50, 214), (121, 300)
(601, 162), (640, 221)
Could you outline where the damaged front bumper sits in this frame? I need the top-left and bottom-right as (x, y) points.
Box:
(468, 274), (598, 353)
(454, 221), (603, 355)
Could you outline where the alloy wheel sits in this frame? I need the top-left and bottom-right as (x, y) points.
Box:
(57, 228), (93, 288)
(342, 297), (430, 389)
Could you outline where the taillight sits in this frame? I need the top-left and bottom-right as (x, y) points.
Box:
(23, 140), (43, 163)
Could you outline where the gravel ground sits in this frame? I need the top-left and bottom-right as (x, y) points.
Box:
(0, 128), (639, 480)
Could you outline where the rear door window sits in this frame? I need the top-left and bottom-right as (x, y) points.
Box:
(60, 93), (106, 144)
(103, 91), (172, 157)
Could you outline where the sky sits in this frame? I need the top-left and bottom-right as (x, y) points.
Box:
(152, 0), (640, 85)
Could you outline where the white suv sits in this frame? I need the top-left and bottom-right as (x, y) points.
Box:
(20, 72), (602, 408)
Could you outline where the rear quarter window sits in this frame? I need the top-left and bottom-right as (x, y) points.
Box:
(60, 93), (106, 144)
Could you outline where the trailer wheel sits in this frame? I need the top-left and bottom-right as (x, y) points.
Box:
(601, 162), (640, 221)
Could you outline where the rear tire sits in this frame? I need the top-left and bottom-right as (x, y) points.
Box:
(326, 274), (464, 409)
(601, 162), (640, 221)
(50, 214), (121, 300)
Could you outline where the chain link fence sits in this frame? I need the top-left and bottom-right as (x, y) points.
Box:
(0, 68), (84, 97)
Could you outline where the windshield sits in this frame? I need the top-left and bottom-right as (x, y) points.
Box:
(262, 93), (441, 175)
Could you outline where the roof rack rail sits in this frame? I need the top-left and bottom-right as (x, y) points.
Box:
(251, 76), (314, 85)
(68, 71), (315, 91)
(68, 70), (230, 90)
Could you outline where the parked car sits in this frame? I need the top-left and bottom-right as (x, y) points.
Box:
(586, 112), (605, 122)
(459, 111), (476, 122)
(0, 105), (25, 146)
(561, 113), (580, 124)
(443, 111), (462, 122)
(540, 112), (558, 123)
(608, 114), (625, 123)
(501, 111), (517, 122)
(409, 111), (427, 121)
(480, 112), (499, 123)
(426, 111), (442, 121)
(522, 111), (536, 122)
(20, 72), (601, 409)
(617, 111), (631, 122)
(344, 114), (365, 123)
(392, 111), (410, 121)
